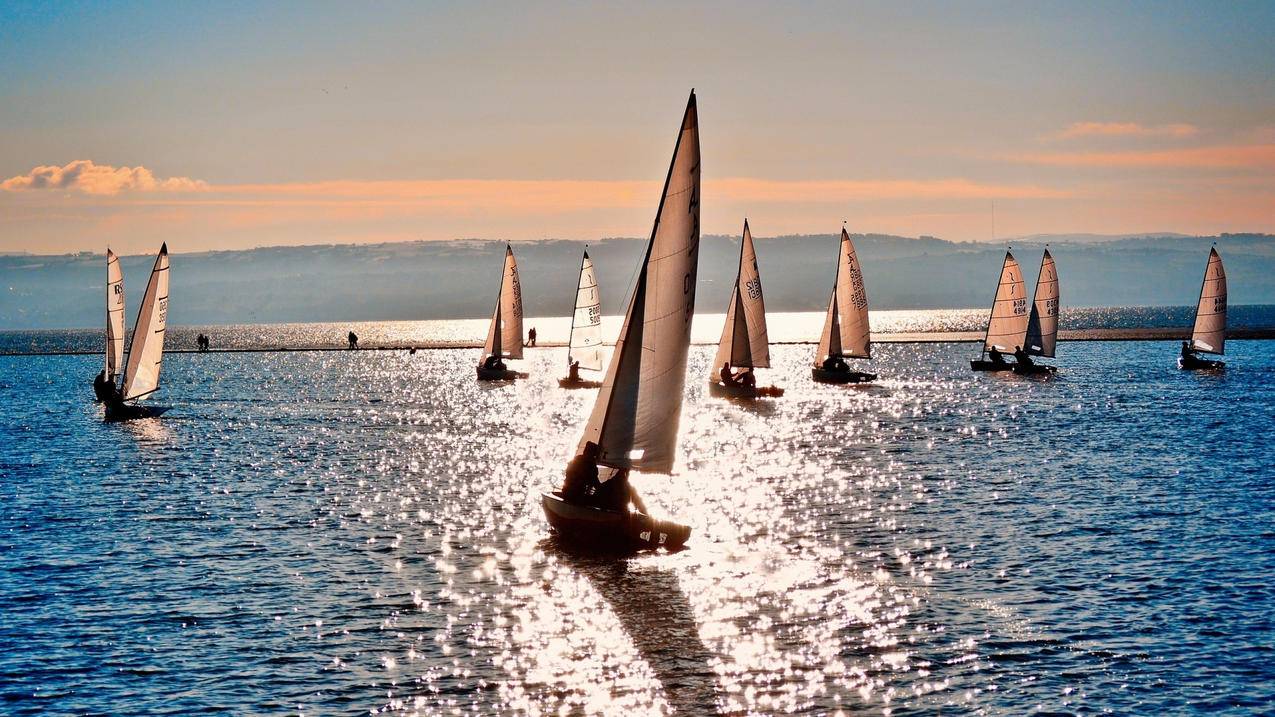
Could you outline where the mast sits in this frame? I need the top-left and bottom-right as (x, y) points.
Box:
(1024, 249), (1059, 358)
(105, 249), (125, 380)
(121, 244), (169, 401)
(1190, 246), (1226, 354)
(566, 249), (585, 370)
(576, 90), (700, 474)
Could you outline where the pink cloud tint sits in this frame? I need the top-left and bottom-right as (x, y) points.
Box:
(0, 160), (208, 195)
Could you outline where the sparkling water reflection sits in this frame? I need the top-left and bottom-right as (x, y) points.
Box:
(1, 339), (1272, 714)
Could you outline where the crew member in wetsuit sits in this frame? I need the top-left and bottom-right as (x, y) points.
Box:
(568, 360), (581, 382)
(1013, 345), (1034, 369)
(482, 354), (506, 371)
(822, 355), (849, 373)
(93, 370), (113, 401)
(1180, 341), (1196, 361)
(988, 347), (1007, 365)
(736, 367), (757, 387)
(595, 467), (648, 515)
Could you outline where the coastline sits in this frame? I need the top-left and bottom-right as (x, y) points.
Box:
(4, 327), (1273, 356)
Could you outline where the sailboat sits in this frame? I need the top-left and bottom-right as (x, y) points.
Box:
(709, 219), (783, 397)
(1016, 249), (1059, 375)
(1178, 247), (1226, 370)
(558, 248), (604, 389)
(105, 244), (171, 421)
(93, 249), (126, 401)
(970, 250), (1029, 372)
(541, 90), (700, 552)
(812, 227), (876, 383)
(476, 244), (528, 381)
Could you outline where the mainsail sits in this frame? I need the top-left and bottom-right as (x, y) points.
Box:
(105, 249), (125, 380)
(568, 249), (604, 371)
(577, 91), (700, 474)
(121, 244), (169, 401)
(814, 228), (870, 365)
(1190, 247), (1226, 354)
(1024, 249), (1059, 358)
(981, 251), (1029, 353)
(712, 220), (770, 371)
(482, 245), (524, 361)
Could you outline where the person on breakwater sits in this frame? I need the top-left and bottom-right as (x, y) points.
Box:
(526, 327), (537, 347)
(348, 331), (358, 349)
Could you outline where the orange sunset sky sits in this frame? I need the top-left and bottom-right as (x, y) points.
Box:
(1, 2), (1273, 254)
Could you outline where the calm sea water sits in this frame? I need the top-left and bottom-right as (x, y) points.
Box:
(2, 329), (1273, 714)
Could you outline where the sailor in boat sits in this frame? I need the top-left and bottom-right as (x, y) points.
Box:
(736, 367), (756, 388)
(1180, 341), (1197, 363)
(1013, 346), (1034, 370)
(561, 441), (648, 513)
(988, 347), (1008, 366)
(821, 355), (850, 374)
(567, 360), (581, 383)
(482, 354), (507, 372)
(93, 370), (114, 402)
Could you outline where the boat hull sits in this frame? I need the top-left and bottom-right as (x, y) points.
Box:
(476, 367), (526, 381)
(540, 491), (690, 552)
(558, 376), (603, 389)
(1178, 356), (1225, 371)
(104, 402), (170, 422)
(1012, 363), (1057, 376)
(811, 367), (875, 384)
(970, 359), (1015, 372)
(707, 381), (784, 399)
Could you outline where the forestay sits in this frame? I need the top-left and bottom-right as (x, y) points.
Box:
(814, 228), (871, 364)
(568, 250), (604, 371)
(982, 251), (1029, 353)
(713, 220), (769, 371)
(106, 249), (125, 380)
(577, 91), (700, 474)
(1025, 249), (1059, 358)
(122, 244), (169, 401)
(482, 245), (524, 361)
(1190, 247), (1226, 354)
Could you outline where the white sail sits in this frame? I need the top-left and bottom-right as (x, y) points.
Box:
(712, 220), (770, 371)
(481, 245), (524, 361)
(1025, 249), (1059, 358)
(121, 244), (169, 401)
(105, 248), (125, 380)
(813, 228), (870, 364)
(577, 91), (700, 474)
(982, 251), (1029, 353)
(568, 250), (604, 371)
(1190, 247), (1226, 354)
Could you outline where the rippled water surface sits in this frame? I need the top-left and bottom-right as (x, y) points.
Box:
(2, 340), (1273, 715)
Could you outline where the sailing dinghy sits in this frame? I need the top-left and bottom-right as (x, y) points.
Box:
(542, 90), (700, 552)
(970, 250), (1029, 372)
(709, 220), (783, 398)
(94, 249), (126, 401)
(105, 244), (170, 421)
(559, 248), (604, 389)
(1015, 250), (1059, 375)
(1179, 247), (1226, 370)
(476, 245), (528, 381)
(812, 227), (876, 384)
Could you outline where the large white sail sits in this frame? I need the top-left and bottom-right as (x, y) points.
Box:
(568, 250), (604, 371)
(577, 91), (700, 474)
(813, 228), (870, 364)
(712, 220), (770, 371)
(481, 245), (524, 361)
(121, 244), (169, 401)
(1025, 249), (1059, 358)
(1190, 247), (1226, 354)
(105, 249), (125, 380)
(982, 251), (1029, 353)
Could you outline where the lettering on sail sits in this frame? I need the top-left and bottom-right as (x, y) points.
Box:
(745, 278), (762, 301)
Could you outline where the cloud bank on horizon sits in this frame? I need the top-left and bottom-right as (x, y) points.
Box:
(1, 3), (1272, 254)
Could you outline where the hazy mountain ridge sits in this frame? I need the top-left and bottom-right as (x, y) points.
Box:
(2, 233), (1272, 329)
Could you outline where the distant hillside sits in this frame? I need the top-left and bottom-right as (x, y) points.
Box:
(2, 233), (1273, 329)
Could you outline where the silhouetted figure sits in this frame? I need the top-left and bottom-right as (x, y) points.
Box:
(1180, 341), (1195, 360)
(527, 327), (537, 347)
(409, 347), (417, 355)
(822, 355), (849, 373)
(93, 370), (114, 402)
(720, 361), (738, 386)
(562, 441), (602, 503)
(736, 367), (756, 387)
(348, 331), (358, 349)
(568, 360), (581, 382)
(988, 347), (1007, 365)
(483, 354), (506, 371)
(1013, 345), (1034, 369)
